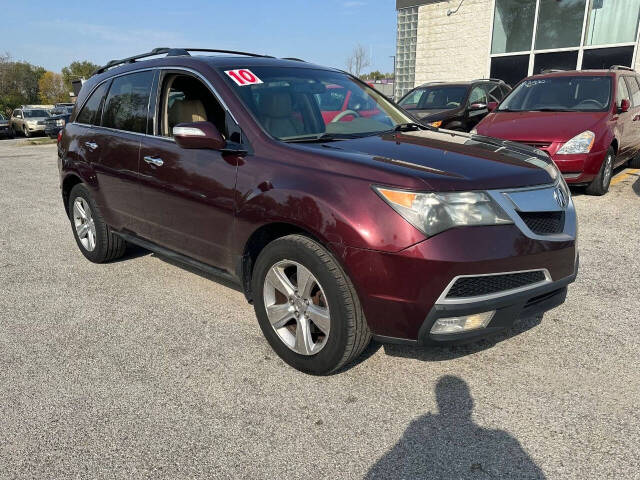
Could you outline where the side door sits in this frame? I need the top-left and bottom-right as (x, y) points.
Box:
(11, 109), (22, 132)
(91, 70), (155, 232)
(625, 76), (640, 160)
(614, 76), (634, 161)
(136, 70), (240, 271)
(466, 84), (489, 130)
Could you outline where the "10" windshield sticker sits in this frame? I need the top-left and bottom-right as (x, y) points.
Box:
(225, 69), (263, 86)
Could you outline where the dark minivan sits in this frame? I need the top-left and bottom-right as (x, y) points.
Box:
(58, 48), (578, 374)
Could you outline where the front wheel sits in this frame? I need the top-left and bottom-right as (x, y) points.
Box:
(23, 126), (30, 138)
(586, 147), (614, 196)
(252, 234), (371, 375)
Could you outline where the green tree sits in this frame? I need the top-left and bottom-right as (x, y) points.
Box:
(61, 60), (99, 93)
(0, 53), (46, 117)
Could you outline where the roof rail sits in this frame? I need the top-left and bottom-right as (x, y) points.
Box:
(92, 47), (274, 76)
(281, 57), (306, 62)
(610, 65), (634, 71)
(541, 69), (566, 74)
(472, 78), (504, 83)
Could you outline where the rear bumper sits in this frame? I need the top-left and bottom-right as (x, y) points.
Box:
(552, 149), (607, 184)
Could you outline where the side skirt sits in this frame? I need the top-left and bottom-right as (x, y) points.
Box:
(114, 231), (243, 290)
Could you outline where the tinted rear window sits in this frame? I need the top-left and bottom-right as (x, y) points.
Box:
(76, 82), (110, 125)
(102, 71), (154, 134)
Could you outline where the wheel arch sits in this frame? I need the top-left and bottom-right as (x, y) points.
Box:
(240, 222), (334, 303)
(61, 173), (84, 217)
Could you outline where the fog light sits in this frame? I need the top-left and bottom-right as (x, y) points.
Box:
(430, 311), (495, 335)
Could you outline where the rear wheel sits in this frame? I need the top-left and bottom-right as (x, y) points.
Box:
(629, 154), (640, 169)
(252, 234), (371, 375)
(586, 147), (614, 196)
(68, 184), (126, 263)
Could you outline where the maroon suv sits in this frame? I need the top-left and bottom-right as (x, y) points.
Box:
(58, 48), (578, 374)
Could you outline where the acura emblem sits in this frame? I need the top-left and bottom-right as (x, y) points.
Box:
(553, 186), (568, 209)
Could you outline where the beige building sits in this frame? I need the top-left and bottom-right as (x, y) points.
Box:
(395, 0), (640, 98)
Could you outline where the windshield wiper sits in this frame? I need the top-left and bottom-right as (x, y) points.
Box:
(393, 122), (432, 132)
(283, 133), (360, 143)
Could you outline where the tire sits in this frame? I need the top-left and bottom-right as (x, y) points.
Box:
(586, 147), (614, 196)
(8, 127), (15, 139)
(68, 183), (126, 263)
(23, 126), (30, 138)
(629, 154), (640, 169)
(252, 234), (371, 375)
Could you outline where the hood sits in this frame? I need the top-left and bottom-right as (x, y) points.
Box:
(477, 111), (607, 142)
(290, 130), (557, 191)
(0, 119), (8, 126)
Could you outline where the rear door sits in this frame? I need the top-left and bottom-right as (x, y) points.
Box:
(136, 70), (239, 271)
(625, 76), (640, 159)
(93, 70), (155, 232)
(615, 76), (635, 161)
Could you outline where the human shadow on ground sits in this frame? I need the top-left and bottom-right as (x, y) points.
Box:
(365, 376), (546, 479)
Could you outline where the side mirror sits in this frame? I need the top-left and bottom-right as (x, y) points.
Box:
(173, 121), (226, 150)
(469, 102), (487, 111)
(620, 99), (630, 113)
(487, 101), (498, 112)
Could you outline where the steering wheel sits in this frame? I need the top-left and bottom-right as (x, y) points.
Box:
(446, 102), (460, 108)
(575, 99), (603, 109)
(331, 109), (360, 123)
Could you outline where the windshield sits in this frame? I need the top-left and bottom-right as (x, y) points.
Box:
(399, 85), (467, 110)
(24, 110), (50, 118)
(51, 107), (73, 115)
(218, 66), (412, 141)
(499, 76), (612, 112)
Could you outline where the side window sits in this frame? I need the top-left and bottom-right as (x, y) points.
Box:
(76, 81), (110, 125)
(159, 74), (227, 138)
(468, 85), (488, 105)
(14, 110), (22, 118)
(616, 77), (630, 106)
(400, 89), (424, 108)
(102, 71), (154, 134)
(625, 76), (640, 107)
(484, 83), (502, 102)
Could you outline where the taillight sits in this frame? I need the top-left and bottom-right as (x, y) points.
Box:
(57, 130), (63, 144)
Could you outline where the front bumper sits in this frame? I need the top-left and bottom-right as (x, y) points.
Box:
(552, 149), (607, 184)
(26, 124), (46, 133)
(0, 125), (10, 137)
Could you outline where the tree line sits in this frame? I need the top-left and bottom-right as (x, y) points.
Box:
(346, 44), (393, 81)
(0, 53), (98, 117)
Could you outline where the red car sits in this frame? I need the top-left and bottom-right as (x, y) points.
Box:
(58, 48), (578, 374)
(474, 68), (640, 195)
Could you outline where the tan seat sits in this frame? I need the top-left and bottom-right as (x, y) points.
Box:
(257, 92), (303, 138)
(168, 99), (207, 129)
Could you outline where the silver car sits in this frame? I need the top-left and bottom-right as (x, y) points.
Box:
(10, 108), (50, 137)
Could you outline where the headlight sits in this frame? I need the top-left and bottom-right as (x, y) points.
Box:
(429, 120), (443, 128)
(56, 119), (66, 126)
(557, 130), (595, 155)
(470, 128), (478, 134)
(374, 187), (513, 237)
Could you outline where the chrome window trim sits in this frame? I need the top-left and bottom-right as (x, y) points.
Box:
(435, 268), (552, 305)
(72, 65), (238, 135)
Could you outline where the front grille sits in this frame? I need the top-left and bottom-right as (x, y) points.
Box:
(446, 271), (547, 298)
(519, 211), (564, 235)
(520, 141), (551, 149)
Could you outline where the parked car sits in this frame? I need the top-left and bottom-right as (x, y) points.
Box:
(0, 113), (13, 139)
(44, 105), (74, 138)
(398, 79), (511, 131)
(59, 48), (578, 374)
(10, 107), (50, 137)
(473, 67), (640, 195)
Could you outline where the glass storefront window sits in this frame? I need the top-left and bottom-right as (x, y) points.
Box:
(585, 0), (640, 46)
(582, 46), (635, 69)
(535, 0), (587, 50)
(533, 51), (579, 74)
(490, 55), (530, 87)
(491, 0), (537, 53)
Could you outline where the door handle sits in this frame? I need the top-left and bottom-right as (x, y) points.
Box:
(144, 156), (164, 167)
(84, 141), (98, 151)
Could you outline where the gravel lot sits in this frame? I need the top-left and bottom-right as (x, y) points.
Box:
(1, 139), (639, 479)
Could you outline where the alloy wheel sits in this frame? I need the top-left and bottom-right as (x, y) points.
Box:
(73, 197), (97, 251)
(263, 260), (331, 355)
